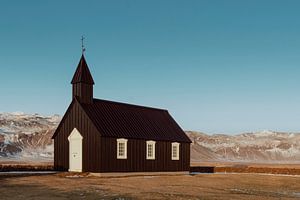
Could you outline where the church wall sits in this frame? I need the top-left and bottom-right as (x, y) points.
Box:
(100, 137), (190, 172)
(53, 100), (101, 172)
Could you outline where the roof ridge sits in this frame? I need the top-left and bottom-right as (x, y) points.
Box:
(92, 98), (168, 112)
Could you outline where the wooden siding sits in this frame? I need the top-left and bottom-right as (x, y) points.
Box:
(100, 137), (190, 172)
(53, 100), (101, 172)
(72, 83), (93, 104)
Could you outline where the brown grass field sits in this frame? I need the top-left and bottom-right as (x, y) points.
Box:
(1, 161), (300, 199)
(192, 162), (300, 175)
(0, 172), (300, 199)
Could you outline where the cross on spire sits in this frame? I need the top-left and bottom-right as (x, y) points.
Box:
(81, 36), (86, 54)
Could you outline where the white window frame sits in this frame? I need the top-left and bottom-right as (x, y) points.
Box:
(117, 138), (128, 159)
(171, 142), (180, 160)
(146, 140), (156, 160)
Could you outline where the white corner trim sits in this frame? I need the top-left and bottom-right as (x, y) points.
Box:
(171, 142), (180, 160)
(146, 140), (156, 160)
(117, 138), (128, 159)
(68, 128), (83, 141)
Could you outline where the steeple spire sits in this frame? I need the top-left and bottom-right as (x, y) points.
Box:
(71, 55), (94, 85)
(71, 55), (94, 104)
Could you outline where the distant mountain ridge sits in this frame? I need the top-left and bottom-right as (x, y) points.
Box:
(0, 112), (60, 161)
(187, 131), (300, 163)
(0, 112), (300, 163)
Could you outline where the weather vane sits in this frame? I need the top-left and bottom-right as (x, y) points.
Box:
(81, 36), (86, 54)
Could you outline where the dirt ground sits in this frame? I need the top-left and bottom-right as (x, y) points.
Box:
(1, 173), (300, 200)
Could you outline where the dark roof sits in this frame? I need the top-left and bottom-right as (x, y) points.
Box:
(71, 55), (95, 85)
(79, 98), (191, 143)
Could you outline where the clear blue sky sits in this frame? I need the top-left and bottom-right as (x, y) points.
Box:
(1, 0), (300, 134)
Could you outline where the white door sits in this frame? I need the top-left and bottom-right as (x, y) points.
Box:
(68, 128), (83, 172)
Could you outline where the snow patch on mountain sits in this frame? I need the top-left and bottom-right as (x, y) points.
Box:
(187, 131), (300, 163)
(0, 112), (60, 160)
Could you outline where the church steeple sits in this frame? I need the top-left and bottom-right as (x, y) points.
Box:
(71, 55), (94, 104)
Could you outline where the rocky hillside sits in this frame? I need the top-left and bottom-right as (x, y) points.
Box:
(0, 112), (60, 161)
(1, 112), (300, 163)
(188, 131), (300, 163)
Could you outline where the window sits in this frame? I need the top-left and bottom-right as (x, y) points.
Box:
(117, 138), (128, 159)
(146, 140), (156, 160)
(171, 142), (180, 160)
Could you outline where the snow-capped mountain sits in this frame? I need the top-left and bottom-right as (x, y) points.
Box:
(188, 131), (300, 163)
(0, 112), (60, 161)
(1, 112), (300, 163)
